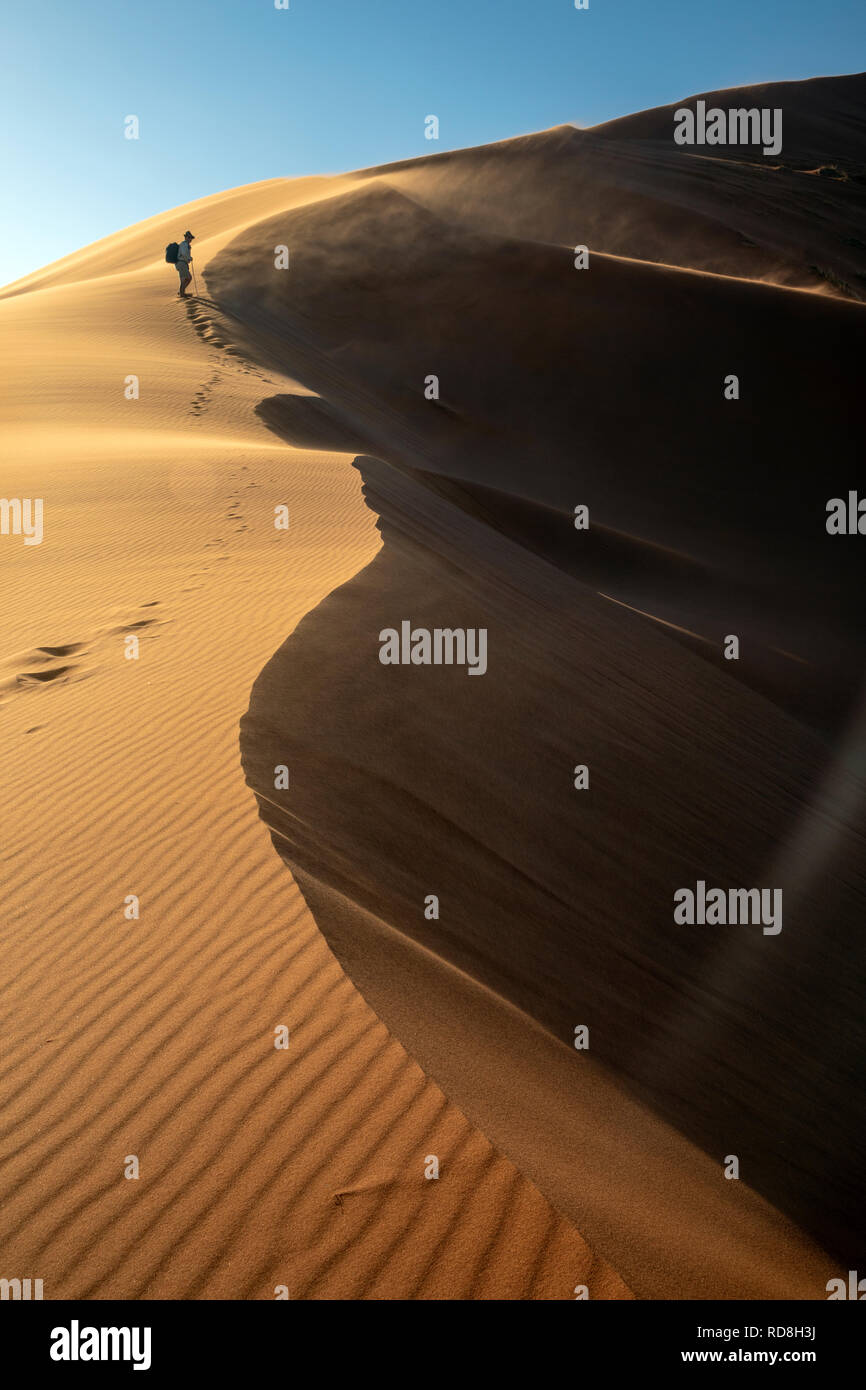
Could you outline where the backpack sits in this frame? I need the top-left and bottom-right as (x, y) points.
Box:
(165, 242), (179, 264)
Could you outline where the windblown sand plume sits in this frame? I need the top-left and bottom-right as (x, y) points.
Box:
(2, 71), (865, 1301)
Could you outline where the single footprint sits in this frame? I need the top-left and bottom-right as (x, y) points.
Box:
(18, 665), (73, 685)
(36, 643), (86, 657)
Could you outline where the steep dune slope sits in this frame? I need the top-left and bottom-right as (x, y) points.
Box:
(593, 71), (866, 168)
(242, 461), (855, 1298)
(208, 177), (865, 734)
(206, 74), (866, 1291)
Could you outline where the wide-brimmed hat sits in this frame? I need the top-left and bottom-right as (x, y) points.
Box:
(184, 230), (195, 239)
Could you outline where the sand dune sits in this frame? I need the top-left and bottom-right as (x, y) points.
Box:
(0, 188), (627, 1299)
(218, 74), (865, 1290)
(3, 71), (864, 1300)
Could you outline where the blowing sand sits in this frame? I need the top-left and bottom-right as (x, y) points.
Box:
(2, 72), (865, 1299)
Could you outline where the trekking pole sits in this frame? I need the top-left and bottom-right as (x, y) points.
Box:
(192, 263), (199, 297)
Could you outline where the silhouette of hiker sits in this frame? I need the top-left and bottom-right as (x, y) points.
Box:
(176, 230), (195, 297)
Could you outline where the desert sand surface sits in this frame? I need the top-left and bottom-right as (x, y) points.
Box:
(0, 180), (633, 1301)
(2, 72), (865, 1299)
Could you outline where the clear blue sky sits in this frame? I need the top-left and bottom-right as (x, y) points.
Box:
(1, 0), (863, 286)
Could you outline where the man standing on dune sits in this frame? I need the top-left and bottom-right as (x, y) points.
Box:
(176, 230), (195, 297)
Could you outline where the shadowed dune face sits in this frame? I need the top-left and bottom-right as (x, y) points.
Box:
(208, 165), (866, 735)
(592, 72), (866, 171)
(212, 73), (866, 1292)
(240, 456), (866, 1275)
(358, 74), (866, 303)
(373, 126), (866, 298)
